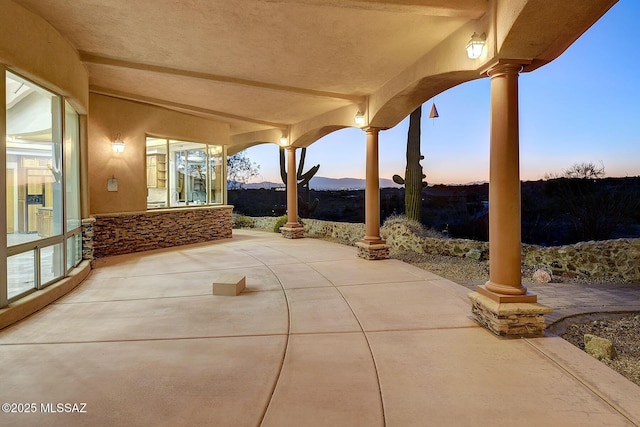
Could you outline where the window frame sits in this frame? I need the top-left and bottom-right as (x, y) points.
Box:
(3, 69), (83, 306)
(146, 136), (226, 210)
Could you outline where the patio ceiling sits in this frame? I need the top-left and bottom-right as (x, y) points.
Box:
(13, 0), (616, 151)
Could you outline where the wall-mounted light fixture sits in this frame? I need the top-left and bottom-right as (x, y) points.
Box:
(466, 32), (486, 59)
(112, 133), (126, 153)
(279, 133), (289, 146)
(354, 110), (366, 126)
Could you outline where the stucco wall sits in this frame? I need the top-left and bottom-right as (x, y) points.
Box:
(88, 93), (230, 215)
(90, 206), (233, 258)
(0, 0), (88, 113)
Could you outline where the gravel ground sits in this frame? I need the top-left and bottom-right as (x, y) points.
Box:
(558, 314), (640, 387)
(390, 249), (640, 387)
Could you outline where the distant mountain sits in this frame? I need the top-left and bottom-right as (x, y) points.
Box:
(235, 176), (401, 190)
(238, 181), (285, 190)
(309, 176), (401, 190)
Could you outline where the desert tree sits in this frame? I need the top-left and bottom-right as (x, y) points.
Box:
(544, 161), (636, 241)
(544, 161), (605, 180)
(227, 151), (260, 189)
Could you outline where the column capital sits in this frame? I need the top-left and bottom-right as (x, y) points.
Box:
(284, 145), (297, 152)
(361, 126), (387, 134)
(483, 58), (531, 78)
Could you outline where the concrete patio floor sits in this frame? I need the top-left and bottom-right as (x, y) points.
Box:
(0, 229), (639, 426)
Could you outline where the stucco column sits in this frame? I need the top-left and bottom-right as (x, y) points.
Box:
(355, 127), (388, 259)
(362, 127), (384, 243)
(483, 62), (531, 299)
(285, 146), (301, 227)
(468, 61), (550, 337)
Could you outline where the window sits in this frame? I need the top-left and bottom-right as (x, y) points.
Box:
(65, 100), (81, 232)
(40, 242), (64, 286)
(6, 72), (63, 247)
(209, 145), (224, 204)
(4, 71), (83, 303)
(146, 137), (225, 209)
(7, 251), (35, 300)
(67, 233), (83, 270)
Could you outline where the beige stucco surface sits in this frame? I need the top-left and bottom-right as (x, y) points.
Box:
(7, 0), (617, 150)
(1, 0), (618, 214)
(87, 94), (229, 214)
(0, 0), (88, 113)
(0, 230), (637, 426)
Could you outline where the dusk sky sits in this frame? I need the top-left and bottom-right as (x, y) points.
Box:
(243, 0), (639, 186)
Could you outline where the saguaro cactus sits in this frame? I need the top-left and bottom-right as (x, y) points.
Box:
(280, 147), (320, 217)
(393, 106), (427, 222)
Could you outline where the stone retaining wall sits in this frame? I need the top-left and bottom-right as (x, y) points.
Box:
(383, 221), (639, 281)
(243, 217), (639, 281)
(91, 206), (233, 258)
(250, 216), (279, 232)
(303, 219), (365, 244)
(241, 217), (365, 244)
(522, 240), (640, 281)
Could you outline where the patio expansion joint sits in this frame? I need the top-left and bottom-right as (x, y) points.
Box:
(364, 324), (481, 334)
(287, 330), (366, 337)
(53, 293), (214, 305)
(285, 324), (481, 338)
(0, 332), (290, 347)
(332, 285), (388, 427)
(332, 280), (424, 288)
(262, 251), (390, 426)
(91, 264), (264, 280)
(244, 252), (293, 426)
(522, 338), (640, 425)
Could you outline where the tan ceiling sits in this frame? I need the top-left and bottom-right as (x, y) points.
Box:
(14, 0), (616, 149)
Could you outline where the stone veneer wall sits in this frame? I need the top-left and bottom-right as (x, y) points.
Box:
(81, 218), (95, 262)
(90, 206), (233, 259)
(243, 217), (640, 281)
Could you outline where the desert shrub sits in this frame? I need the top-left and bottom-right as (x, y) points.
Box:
(233, 214), (255, 229)
(273, 215), (288, 232)
(382, 214), (444, 239)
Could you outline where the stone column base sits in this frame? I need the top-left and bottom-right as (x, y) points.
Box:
(468, 292), (552, 337)
(81, 217), (96, 268)
(280, 226), (305, 239)
(356, 241), (389, 260)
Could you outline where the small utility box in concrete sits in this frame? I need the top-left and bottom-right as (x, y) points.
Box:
(212, 274), (246, 296)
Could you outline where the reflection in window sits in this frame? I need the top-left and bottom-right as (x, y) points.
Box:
(146, 137), (168, 208)
(146, 137), (225, 209)
(209, 146), (224, 204)
(8, 251), (35, 299)
(4, 71), (83, 305)
(66, 234), (82, 271)
(65, 101), (81, 232)
(41, 242), (64, 285)
(6, 72), (63, 247)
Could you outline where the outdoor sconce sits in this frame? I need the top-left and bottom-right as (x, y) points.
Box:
(279, 133), (289, 146)
(354, 110), (366, 126)
(112, 133), (126, 153)
(466, 32), (486, 59)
